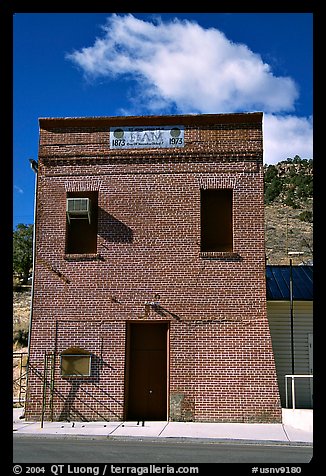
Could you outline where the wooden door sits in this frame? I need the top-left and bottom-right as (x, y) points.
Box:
(125, 323), (168, 421)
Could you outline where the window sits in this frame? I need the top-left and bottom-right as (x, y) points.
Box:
(65, 191), (98, 254)
(60, 347), (91, 377)
(201, 189), (233, 252)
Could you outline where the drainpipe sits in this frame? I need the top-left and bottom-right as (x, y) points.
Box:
(25, 159), (38, 414)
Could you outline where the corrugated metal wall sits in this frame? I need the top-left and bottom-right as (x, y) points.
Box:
(267, 301), (313, 408)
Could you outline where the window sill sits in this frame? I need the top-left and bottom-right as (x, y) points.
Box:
(64, 253), (104, 262)
(200, 251), (241, 260)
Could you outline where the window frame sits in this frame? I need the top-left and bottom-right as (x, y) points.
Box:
(65, 191), (98, 255)
(200, 188), (234, 254)
(60, 347), (92, 378)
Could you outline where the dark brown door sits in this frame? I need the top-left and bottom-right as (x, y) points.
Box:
(126, 323), (168, 421)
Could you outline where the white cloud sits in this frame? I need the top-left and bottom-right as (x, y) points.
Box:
(67, 14), (298, 114)
(66, 14), (313, 164)
(263, 114), (313, 164)
(14, 185), (24, 194)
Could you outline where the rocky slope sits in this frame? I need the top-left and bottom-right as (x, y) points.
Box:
(265, 200), (313, 265)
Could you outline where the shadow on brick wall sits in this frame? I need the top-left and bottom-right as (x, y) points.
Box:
(26, 356), (124, 422)
(98, 208), (133, 243)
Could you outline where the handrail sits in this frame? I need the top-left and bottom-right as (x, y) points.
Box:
(285, 374), (313, 409)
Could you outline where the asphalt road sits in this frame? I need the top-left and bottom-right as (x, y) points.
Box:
(13, 435), (313, 464)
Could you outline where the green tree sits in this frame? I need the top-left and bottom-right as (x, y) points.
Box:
(13, 224), (33, 284)
(264, 164), (278, 182)
(264, 176), (282, 204)
(284, 189), (299, 208)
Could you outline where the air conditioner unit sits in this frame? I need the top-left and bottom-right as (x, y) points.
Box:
(66, 198), (91, 224)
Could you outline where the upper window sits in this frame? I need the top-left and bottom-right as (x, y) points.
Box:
(201, 189), (233, 253)
(65, 191), (98, 254)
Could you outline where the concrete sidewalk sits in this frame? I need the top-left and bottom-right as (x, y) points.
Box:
(13, 408), (313, 444)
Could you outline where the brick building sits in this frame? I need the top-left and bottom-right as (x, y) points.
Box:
(25, 112), (282, 423)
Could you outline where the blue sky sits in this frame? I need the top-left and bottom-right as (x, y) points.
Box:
(13, 12), (313, 229)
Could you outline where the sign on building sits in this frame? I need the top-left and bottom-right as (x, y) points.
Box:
(110, 126), (184, 149)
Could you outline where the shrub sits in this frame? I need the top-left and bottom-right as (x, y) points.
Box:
(298, 210), (313, 223)
(13, 322), (29, 348)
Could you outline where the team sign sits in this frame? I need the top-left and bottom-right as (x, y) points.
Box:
(110, 126), (184, 149)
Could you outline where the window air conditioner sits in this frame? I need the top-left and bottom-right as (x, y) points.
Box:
(66, 198), (91, 224)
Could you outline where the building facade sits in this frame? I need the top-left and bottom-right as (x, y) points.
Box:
(25, 112), (282, 423)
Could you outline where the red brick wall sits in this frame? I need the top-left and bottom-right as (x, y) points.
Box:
(25, 113), (282, 422)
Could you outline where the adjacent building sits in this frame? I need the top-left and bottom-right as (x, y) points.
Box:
(266, 265), (313, 409)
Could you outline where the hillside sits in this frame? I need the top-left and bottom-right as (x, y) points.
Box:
(264, 156), (313, 264)
(13, 286), (30, 349)
(265, 201), (313, 264)
(13, 286), (30, 402)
